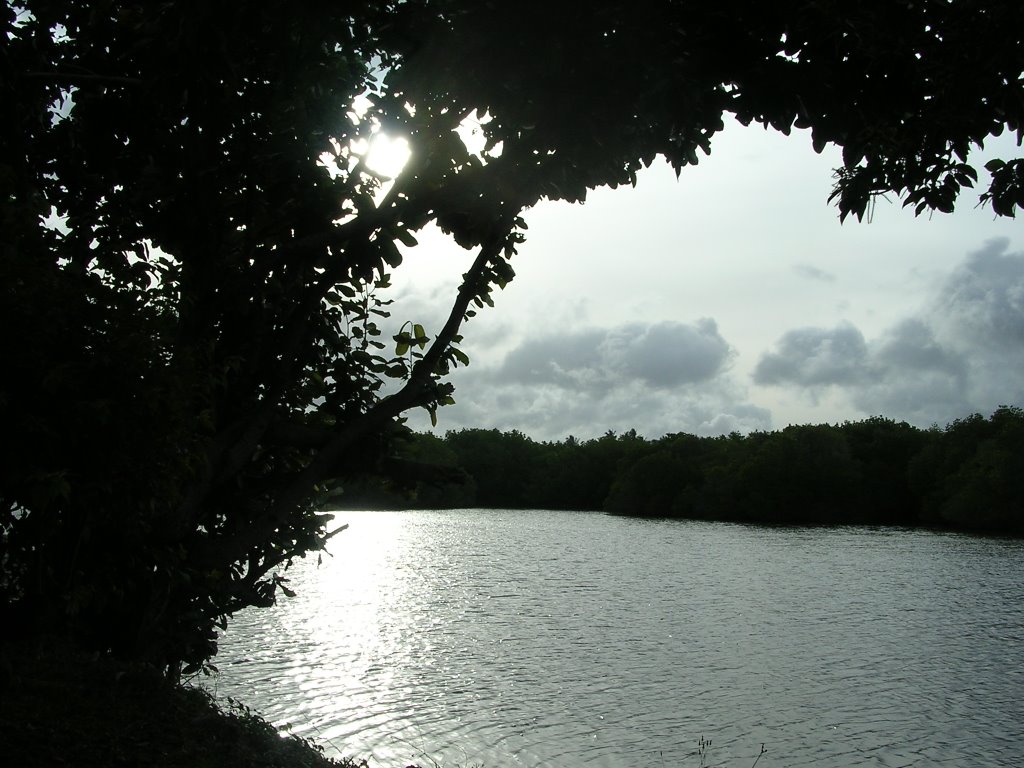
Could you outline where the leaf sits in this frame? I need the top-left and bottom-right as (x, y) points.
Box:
(380, 239), (403, 268)
(278, 581), (296, 598)
(392, 227), (418, 247)
(354, 192), (376, 214)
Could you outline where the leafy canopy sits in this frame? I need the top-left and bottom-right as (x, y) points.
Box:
(2, 0), (1021, 675)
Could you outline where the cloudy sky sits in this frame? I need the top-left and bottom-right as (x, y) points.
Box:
(382, 118), (1023, 442)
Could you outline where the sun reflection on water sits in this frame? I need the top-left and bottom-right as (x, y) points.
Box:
(211, 510), (1024, 768)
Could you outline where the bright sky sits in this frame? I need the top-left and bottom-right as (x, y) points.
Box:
(385, 118), (1022, 442)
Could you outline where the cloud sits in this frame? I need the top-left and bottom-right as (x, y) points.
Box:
(403, 319), (771, 440)
(396, 239), (1024, 439)
(926, 238), (1024, 410)
(498, 319), (733, 391)
(752, 322), (868, 387)
(693, 405), (774, 436)
(793, 264), (835, 282)
(497, 329), (608, 389)
(931, 237), (1024, 349)
(752, 238), (1024, 427)
(851, 319), (970, 423)
(616, 319), (731, 387)
(421, 374), (771, 441)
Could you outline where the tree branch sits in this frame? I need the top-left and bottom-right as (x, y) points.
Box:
(264, 419), (334, 450)
(266, 227), (509, 519)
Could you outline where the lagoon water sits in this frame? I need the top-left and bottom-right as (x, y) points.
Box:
(209, 509), (1024, 768)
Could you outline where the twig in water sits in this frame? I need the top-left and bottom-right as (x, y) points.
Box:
(751, 742), (767, 768)
(698, 734), (712, 767)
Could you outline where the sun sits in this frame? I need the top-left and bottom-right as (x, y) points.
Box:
(364, 132), (411, 179)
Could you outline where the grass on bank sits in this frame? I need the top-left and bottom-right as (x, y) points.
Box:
(0, 643), (359, 768)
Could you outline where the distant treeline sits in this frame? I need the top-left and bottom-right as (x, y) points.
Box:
(338, 407), (1024, 533)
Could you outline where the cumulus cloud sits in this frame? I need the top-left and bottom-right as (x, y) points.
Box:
(753, 238), (1024, 427)
(693, 405), (774, 436)
(850, 319), (970, 423)
(403, 319), (771, 440)
(927, 238), (1024, 410)
(617, 320), (731, 387)
(931, 238), (1024, 348)
(753, 322), (868, 387)
(498, 319), (733, 391)
(420, 374), (771, 441)
(397, 239), (1024, 439)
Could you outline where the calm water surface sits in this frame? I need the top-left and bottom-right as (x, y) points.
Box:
(208, 510), (1024, 768)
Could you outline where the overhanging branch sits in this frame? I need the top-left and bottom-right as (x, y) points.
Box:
(266, 226), (509, 519)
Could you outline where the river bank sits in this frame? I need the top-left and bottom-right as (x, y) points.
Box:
(0, 642), (357, 768)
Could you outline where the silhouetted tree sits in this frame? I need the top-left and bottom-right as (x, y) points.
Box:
(444, 429), (543, 507)
(4, 1), (1023, 675)
(842, 417), (928, 523)
(910, 407), (1024, 531)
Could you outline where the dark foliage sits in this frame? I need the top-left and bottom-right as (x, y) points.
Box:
(0, 641), (352, 767)
(407, 410), (1023, 534)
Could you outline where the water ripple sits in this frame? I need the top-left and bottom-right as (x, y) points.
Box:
(208, 511), (1024, 768)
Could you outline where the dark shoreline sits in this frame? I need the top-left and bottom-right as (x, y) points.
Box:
(0, 642), (355, 768)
